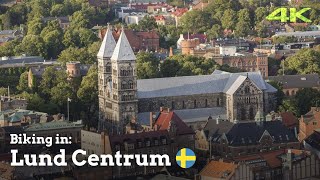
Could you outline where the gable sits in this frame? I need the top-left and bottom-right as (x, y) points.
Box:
(234, 78), (263, 96)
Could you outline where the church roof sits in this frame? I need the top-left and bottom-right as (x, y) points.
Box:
(111, 29), (136, 61)
(97, 27), (116, 58)
(137, 70), (276, 99)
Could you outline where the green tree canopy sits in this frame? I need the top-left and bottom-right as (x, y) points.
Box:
(180, 10), (211, 34)
(136, 52), (159, 79)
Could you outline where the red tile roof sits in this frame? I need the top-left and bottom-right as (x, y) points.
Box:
(171, 8), (188, 17)
(154, 110), (194, 135)
(259, 149), (285, 168)
(280, 112), (298, 128)
(154, 15), (165, 21)
(200, 160), (237, 178)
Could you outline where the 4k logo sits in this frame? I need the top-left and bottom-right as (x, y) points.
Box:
(266, 8), (312, 23)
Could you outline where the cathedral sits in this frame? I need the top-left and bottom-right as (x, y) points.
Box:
(97, 26), (278, 133)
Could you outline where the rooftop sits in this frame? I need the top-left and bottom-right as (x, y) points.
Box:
(268, 74), (320, 89)
(137, 70), (276, 99)
(154, 109), (194, 135)
(24, 120), (82, 132)
(200, 160), (237, 179)
(273, 30), (320, 37)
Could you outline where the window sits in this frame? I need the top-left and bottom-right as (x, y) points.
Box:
(217, 98), (220, 106)
(162, 138), (167, 145)
(313, 122), (317, 125)
(205, 99), (208, 107)
(249, 107), (254, 120)
(171, 101), (175, 109)
(241, 108), (246, 120)
(182, 101), (185, 108)
(194, 100), (197, 108)
(245, 86), (250, 94)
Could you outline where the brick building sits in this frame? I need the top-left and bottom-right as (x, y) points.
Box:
(99, 28), (160, 51)
(299, 107), (320, 141)
(212, 53), (269, 78)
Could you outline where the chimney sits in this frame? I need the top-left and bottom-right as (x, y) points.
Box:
(160, 107), (163, 112)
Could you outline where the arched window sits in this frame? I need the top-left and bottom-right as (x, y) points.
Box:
(128, 81), (133, 89)
(121, 81), (127, 89)
(127, 66), (133, 76)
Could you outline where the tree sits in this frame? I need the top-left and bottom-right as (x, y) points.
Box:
(234, 21), (251, 37)
(272, 36), (297, 44)
(0, 4), (28, 29)
(17, 71), (29, 92)
(283, 48), (320, 75)
(278, 99), (299, 116)
(40, 66), (60, 96)
(58, 47), (92, 65)
(50, 81), (73, 106)
(268, 81), (285, 110)
(207, 24), (222, 40)
(27, 18), (44, 35)
(254, 7), (268, 25)
(77, 65), (98, 127)
(16, 35), (47, 58)
(0, 39), (21, 57)
(77, 28), (98, 47)
(69, 10), (90, 29)
(41, 20), (64, 58)
(234, 9), (252, 37)
(137, 16), (158, 31)
(50, 4), (67, 16)
(221, 9), (237, 30)
(295, 88), (320, 116)
(26, 93), (46, 112)
(136, 52), (159, 79)
(0, 87), (7, 96)
(180, 10), (211, 34)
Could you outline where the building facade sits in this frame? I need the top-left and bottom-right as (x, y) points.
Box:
(299, 107), (320, 141)
(98, 27), (277, 133)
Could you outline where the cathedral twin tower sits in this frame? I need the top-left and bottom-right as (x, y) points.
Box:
(97, 26), (138, 133)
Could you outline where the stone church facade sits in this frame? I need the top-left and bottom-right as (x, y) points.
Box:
(97, 26), (277, 133)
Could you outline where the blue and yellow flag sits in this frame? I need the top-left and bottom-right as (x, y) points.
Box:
(176, 148), (196, 168)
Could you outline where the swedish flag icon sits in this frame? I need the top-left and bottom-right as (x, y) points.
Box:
(176, 148), (196, 168)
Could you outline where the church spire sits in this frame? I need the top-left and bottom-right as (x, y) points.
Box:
(111, 27), (136, 61)
(97, 24), (116, 58)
